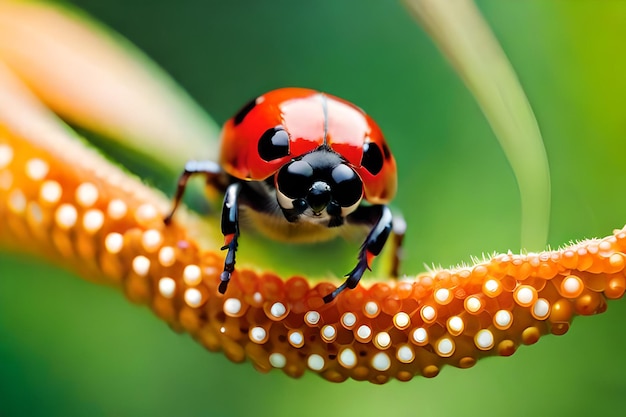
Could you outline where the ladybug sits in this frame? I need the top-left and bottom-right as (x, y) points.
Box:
(165, 88), (402, 302)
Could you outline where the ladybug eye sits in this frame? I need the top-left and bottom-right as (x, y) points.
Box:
(361, 142), (383, 175)
(258, 127), (290, 161)
(331, 164), (363, 207)
(277, 160), (313, 198)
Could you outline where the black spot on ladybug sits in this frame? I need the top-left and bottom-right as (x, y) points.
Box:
(233, 97), (257, 126)
(361, 142), (383, 175)
(258, 126), (290, 161)
(382, 142), (391, 160)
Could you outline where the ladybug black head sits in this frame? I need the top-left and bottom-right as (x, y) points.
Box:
(275, 147), (363, 224)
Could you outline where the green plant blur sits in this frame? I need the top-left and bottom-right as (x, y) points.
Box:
(1, 1), (626, 416)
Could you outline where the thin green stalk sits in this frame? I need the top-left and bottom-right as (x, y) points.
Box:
(404, 0), (550, 250)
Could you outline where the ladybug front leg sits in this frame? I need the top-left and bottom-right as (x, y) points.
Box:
(163, 161), (240, 294)
(323, 205), (394, 303)
(218, 182), (241, 294)
(164, 160), (222, 224)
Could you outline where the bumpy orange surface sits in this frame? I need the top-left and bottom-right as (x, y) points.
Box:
(1, 124), (625, 383)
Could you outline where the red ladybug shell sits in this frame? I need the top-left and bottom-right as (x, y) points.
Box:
(220, 88), (397, 204)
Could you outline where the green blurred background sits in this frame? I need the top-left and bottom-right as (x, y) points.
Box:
(2, 1), (626, 416)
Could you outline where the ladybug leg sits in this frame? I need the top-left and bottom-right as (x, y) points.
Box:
(164, 161), (241, 294)
(389, 213), (406, 278)
(218, 182), (242, 294)
(323, 205), (394, 303)
(163, 160), (222, 224)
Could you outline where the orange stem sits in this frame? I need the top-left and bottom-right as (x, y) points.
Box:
(1, 118), (624, 383)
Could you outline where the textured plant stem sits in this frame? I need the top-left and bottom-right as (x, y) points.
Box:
(2, 77), (625, 382)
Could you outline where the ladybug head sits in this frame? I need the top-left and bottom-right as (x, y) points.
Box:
(275, 146), (363, 224)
